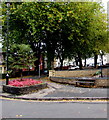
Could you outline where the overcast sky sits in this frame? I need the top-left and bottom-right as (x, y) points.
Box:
(102, 0), (108, 12)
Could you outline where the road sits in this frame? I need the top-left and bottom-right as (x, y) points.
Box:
(1, 98), (108, 118)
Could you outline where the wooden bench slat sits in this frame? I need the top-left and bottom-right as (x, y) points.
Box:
(75, 81), (94, 83)
(74, 80), (95, 87)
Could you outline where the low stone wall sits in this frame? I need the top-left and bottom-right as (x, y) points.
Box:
(50, 77), (109, 87)
(49, 69), (108, 77)
(3, 83), (47, 95)
(50, 77), (77, 85)
(95, 79), (108, 87)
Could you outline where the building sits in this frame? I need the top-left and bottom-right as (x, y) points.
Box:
(54, 53), (109, 68)
(82, 53), (109, 67)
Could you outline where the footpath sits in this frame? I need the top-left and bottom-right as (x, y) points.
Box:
(0, 76), (109, 101)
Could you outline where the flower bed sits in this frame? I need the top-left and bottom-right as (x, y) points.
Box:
(3, 79), (47, 95)
(8, 79), (43, 87)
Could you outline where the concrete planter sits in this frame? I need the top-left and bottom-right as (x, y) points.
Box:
(3, 83), (47, 95)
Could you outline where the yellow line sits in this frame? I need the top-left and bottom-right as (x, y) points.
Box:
(0, 96), (108, 103)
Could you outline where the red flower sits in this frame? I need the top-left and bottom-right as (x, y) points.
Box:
(9, 79), (43, 87)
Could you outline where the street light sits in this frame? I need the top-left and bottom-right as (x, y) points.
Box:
(100, 50), (103, 77)
(39, 64), (40, 78)
(6, 2), (10, 85)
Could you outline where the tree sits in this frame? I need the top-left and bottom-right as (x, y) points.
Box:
(8, 44), (36, 79)
(89, 12), (107, 67)
(1, 2), (107, 71)
(2, 2), (64, 70)
(66, 2), (107, 69)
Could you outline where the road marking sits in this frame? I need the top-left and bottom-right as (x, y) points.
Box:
(0, 96), (109, 103)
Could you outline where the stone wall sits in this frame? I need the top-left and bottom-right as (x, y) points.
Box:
(50, 77), (77, 85)
(49, 69), (109, 87)
(3, 83), (48, 95)
(50, 77), (109, 87)
(49, 69), (108, 77)
(95, 79), (108, 87)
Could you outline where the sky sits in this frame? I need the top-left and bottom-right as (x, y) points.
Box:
(101, 0), (108, 12)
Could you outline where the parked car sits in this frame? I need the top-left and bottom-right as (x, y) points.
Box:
(106, 63), (109, 66)
(68, 65), (79, 70)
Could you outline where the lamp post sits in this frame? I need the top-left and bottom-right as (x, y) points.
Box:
(100, 50), (103, 77)
(39, 64), (40, 78)
(6, 2), (10, 85)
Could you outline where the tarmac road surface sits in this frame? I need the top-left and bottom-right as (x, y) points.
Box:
(1, 99), (108, 118)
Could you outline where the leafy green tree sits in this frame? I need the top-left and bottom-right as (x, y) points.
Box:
(66, 2), (107, 69)
(89, 11), (107, 67)
(1, 2), (107, 71)
(8, 44), (36, 79)
(2, 2), (63, 70)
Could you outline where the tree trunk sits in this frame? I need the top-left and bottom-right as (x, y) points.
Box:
(33, 42), (41, 74)
(60, 59), (63, 70)
(42, 54), (45, 73)
(101, 55), (103, 65)
(84, 56), (86, 67)
(78, 53), (83, 70)
(20, 69), (23, 80)
(75, 57), (79, 66)
(47, 51), (55, 70)
(51, 61), (54, 70)
(94, 54), (98, 68)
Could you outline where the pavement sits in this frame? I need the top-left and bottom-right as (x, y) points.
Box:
(0, 76), (109, 101)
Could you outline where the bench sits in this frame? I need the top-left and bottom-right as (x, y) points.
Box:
(74, 80), (95, 87)
(74, 81), (95, 86)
